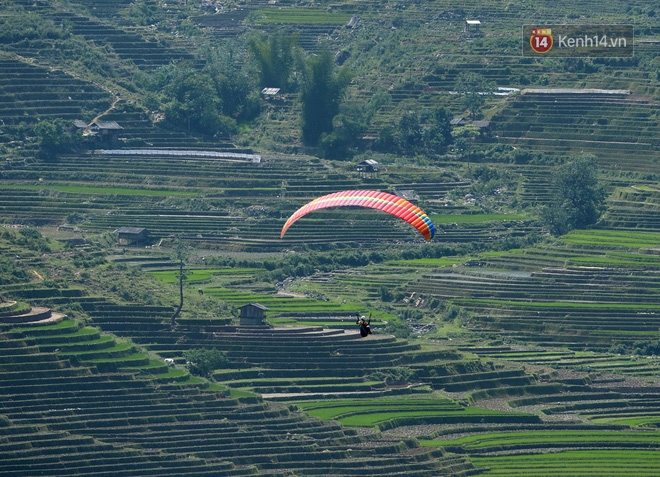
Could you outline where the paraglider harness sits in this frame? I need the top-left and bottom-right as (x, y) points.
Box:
(356, 312), (372, 337)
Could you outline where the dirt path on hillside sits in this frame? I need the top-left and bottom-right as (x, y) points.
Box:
(12, 53), (125, 126)
(90, 95), (122, 125)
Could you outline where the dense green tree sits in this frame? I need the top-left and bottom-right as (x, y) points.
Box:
(122, 0), (164, 26)
(34, 119), (82, 159)
(318, 109), (368, 159)
(248, 32), (300, 92)
(300, 50), (352, 145)
(0, 255), (31, 285)
(137, 49), (258, 136)
(204, 45), (260, 121)
(397, 111), (423, 154)
(161, 71), (226, 134)
(454, 72), (494, 117)
(542, 155), (607, 236)
(423, 107), (453, 150)
(184, 348), (228, 376)
(0, 8), (66, 43)
(374, 106), (452, 156)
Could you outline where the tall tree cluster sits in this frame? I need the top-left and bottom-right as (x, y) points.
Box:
(375, 107), (453, 156)
(137, 45), (258, 137)
(300, 50), (352, 146)
(542, 154), (607, 236)
(248, 32), (300, 92)
(454, 71), (494, 118)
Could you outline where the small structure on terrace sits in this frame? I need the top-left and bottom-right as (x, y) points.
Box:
(451, 117), (469, 126)
(356, 159), (381, 178)
(90, 120), (123, 144)
(115, 227), (148, 246)
(466, 19), (481, 32)
(261, 87), (280, 99)
(239, 303), (269, 326)
(72, 119), (124, 144)
(472, 120), (491, 135)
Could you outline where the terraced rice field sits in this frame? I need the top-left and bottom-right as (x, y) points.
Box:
(298, 396), (535, 428)
(425, 430), (660, 476)
(1, 0), (659, 474)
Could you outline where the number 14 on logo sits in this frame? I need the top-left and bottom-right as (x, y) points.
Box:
(530, 28), (553, 53)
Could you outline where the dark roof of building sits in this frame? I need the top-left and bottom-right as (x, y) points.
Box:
(472, 120), (491, 128)
(114, 227), (147, 235)
(73, 120), (88, 128)
(239, 303), (269, 311)
(357, 159), (380, 166)
(450, 117), (468, 125)
(261, 87), (280, 95)
(92, 121), (123, 130)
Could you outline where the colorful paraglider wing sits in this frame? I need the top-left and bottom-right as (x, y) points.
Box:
(280, 190), (435, 241)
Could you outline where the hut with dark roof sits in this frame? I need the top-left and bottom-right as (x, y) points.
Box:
(90, 120), (123, 144)
(356, 159), (381, 178)
(239, 303), (269, 326)
(115, 227), (148, 246)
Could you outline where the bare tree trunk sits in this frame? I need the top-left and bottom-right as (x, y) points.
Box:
(171, 260), (184, 327)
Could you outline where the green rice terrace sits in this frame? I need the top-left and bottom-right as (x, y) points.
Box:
(1, 0), (659, 475)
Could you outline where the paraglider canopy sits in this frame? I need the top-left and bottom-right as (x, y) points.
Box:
(280, 190), (435, 241)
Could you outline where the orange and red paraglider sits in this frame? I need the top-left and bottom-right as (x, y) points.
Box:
(280, 190), (435, 241)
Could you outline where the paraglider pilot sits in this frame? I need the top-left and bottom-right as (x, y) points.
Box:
(356, 312), (371, 337)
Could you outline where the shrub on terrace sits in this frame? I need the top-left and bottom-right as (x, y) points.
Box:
(454, 72), (494, 118)
(121, 0), (165, 26)
(0, 255), (31, 285)
(384, 319), (413, 339)
(374, 106), (452, 157)
(185, 348), (228, 377)
(34, 119), (83, 159)
(542, 154), (607, 236)
(136, 46), (258, 137)
(0, 8), (66, 43)
(611, 340), (660, 357)
(318, 110), (368, 160)
(4, 228), (56, 253)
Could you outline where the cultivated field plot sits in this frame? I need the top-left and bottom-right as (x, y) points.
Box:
(1, 0), (659, 475)
(423, 431), (660, 476)
(296, 395), (537, 429)
(493, 92), (660, 173)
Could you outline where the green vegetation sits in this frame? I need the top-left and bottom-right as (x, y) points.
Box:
(203, 287), (364, 315)
(300, 50), (352, 145)
(421, 430), (660, 448)
(454, 72), (494, 118)
(559, 230), (660, 247)
(0, 183), (199, 197)
(0, 0), (659, 475)
(248, 32), (300, 92)
(184, 347), (228, 377)
(34, 119), (83, 159)
(253, 9), (352, 24)
(296, 396), (533, 428)
(472, 450), (660, 476)
(148, 268), (263, 283)
(431, 214), (531, 224)
(542, 155), (607, 236)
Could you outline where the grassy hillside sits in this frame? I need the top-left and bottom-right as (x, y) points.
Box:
(1, 0), (659, 475)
